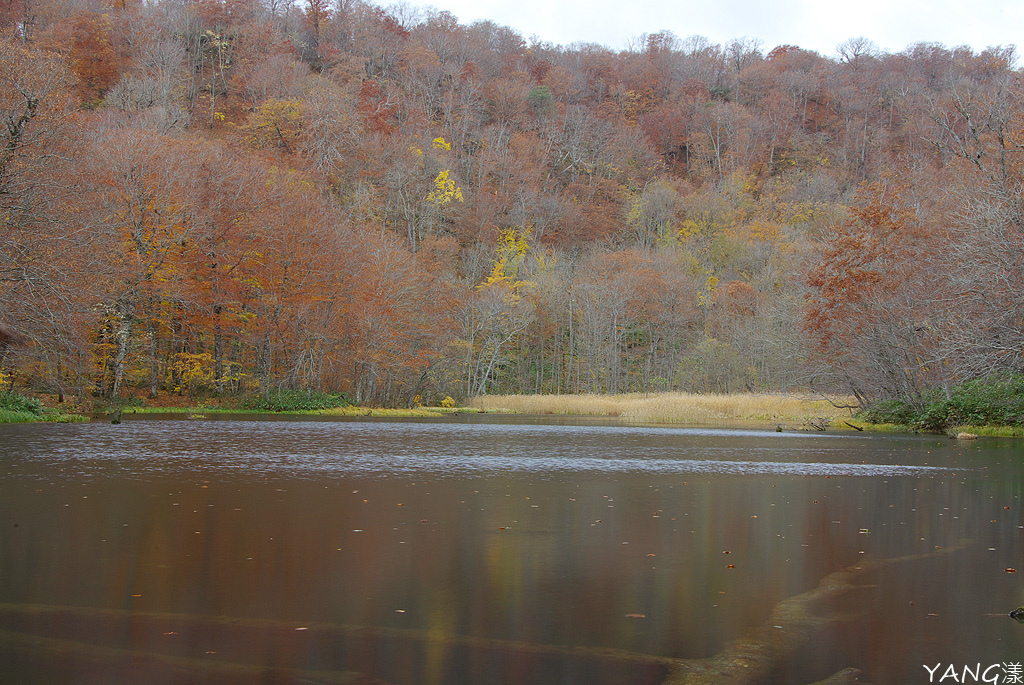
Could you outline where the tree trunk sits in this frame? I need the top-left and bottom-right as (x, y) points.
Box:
(110, 303), (133, 400)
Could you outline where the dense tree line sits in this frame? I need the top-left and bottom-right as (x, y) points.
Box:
(0, 0), (1021, 407)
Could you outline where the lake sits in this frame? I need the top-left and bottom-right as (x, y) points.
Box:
(1, 415), (1022, 684)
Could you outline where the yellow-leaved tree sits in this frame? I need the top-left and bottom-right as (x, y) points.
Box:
(477, 226), (533, 293)
(462, 226), (536, 396)
(248, 98), (303, 152)
(391, 138), (465, 251)
(426, 169), (464, 206)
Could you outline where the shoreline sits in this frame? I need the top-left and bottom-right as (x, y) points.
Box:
(4, 391), (1023, 437)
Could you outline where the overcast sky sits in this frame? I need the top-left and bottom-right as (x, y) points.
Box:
(419, 0), (1022, 58)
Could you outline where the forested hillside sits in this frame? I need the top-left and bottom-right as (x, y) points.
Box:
(1, 0), (1022, 408)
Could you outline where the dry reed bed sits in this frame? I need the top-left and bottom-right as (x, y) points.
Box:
(470, 393), (854, 426)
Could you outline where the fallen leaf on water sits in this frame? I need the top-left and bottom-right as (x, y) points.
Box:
(625, 613), (645, 619)
(726, 564), (736, 568)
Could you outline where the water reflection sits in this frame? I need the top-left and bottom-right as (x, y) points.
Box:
(0, 417), (1022, 684)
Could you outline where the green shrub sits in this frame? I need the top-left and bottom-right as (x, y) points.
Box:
(240, 389), (352, 412)
(946, 375), (1024, 426)
(860, 374), (1024, 431)
(0, 391), (89, 423)
(858, 399), (915, 425)
(0, 391), (46, 417)
(0, 408), (35, 422)
(913, 400), (954, 432)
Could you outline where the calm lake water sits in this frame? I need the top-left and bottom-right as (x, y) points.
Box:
(1, 415), (1023, 684)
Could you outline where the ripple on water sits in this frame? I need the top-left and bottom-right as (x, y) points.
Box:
(0, 419), (960, 481)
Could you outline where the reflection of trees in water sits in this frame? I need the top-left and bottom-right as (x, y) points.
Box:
(0, 543), (968, 685)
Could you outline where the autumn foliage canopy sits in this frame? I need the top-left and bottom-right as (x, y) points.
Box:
(1, 1), (1022, 407)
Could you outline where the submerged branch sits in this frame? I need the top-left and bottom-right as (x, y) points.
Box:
(661, 543), (970, 684)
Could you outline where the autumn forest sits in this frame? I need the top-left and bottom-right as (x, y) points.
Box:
(1, 0), (1023, 409)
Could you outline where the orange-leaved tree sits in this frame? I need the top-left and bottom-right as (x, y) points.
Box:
(805, 177), (948, 405)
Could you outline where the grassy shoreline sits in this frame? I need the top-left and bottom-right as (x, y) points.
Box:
(7, 389), (1023, 436)
(469, 392), (857, 427)
(0, 408), (90, 423)
(118, 405), (485, 418)
(0, 405), (90, 421)
(470, 393), (1024, 436)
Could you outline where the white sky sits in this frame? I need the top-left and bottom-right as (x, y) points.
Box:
(418, 0), (1023, 58)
